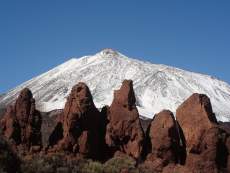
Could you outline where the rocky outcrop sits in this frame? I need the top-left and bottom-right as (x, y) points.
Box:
(0, 88), (42, 151)
(0, 105), (20, 142)
(141, 93), (230, 173)
(179, 125), (230, 173)
(145, 110), (186, 172)
(1, 83), (230, 173)
(49, 82), (104, 159)
(176, 93), (230, 173)
(176, 93), (218, 153)
(105, 80), (144, 160)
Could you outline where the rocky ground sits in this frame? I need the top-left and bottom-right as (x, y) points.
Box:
(0, 79), (230, 173)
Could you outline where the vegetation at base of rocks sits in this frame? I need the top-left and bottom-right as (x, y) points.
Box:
(103, 155), (137, 173)
(20, 153), (142, 173)
(137, 163), (157, 173)
(0, 137), (20, 173)
(80, 161), (103, 173)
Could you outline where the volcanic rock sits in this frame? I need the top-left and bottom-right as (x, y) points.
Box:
(176, 93), (218, 153)
(176, 93), (230, 172)
(50, 82), (104, 159)
(0, 105), (20, 142)
(144, 110), (186, 172)
(188, 126), (230, 173)
(160, 127), (230, 173)
(0, 88), (42, 151)
(105, 80), (144, 160)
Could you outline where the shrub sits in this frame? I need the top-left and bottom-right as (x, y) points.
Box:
(0, 136), (20, 173)
(56, 167), (70, 173)
(103, 155), (136, 173)
(19, 152), (141, 173)
(21, 153), (67, 173)
(80, 160), (103, 173)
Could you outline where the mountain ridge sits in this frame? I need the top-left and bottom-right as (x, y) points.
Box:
(1, 49), (230, 121)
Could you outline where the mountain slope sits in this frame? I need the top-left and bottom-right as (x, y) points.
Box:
(1, 49), (230, 121)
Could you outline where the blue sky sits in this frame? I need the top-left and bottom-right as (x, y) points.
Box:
(0, 0), (229, 93)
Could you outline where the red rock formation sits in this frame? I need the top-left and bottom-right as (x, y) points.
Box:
(176, 93), (230, 173)
(0, 105), (20, 142)
(51, 82), (104, 159)
(0, 88), (42, 151)
(1, 84), (230, 173)
(105, 80), (144, 159)
(176, 93), (217, 153)
(183, 126), (230, 173)
(144, 110), (186, 172)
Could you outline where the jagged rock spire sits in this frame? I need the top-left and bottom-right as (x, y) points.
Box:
(50, 82), (104, 160)
(105, 80), (144, 159)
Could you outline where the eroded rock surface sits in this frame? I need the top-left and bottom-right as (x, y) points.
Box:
(176, 93), (218, 153)
(144, 110), (186, 172)
(49, 82), (104, 159)
(0, 88), (42, 151)
(175, 93), (230, 173)
(105, 80), (144, 159)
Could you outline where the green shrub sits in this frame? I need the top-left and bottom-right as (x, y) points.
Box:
(81, 160), (103, 173)
(21, 154), (68, 173)
(103, 156), (136, 173)
(20, 153), (140, 173)
(21, 156), (54, 173)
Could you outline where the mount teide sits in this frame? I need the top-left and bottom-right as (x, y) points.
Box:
(1, 49), (230, 121)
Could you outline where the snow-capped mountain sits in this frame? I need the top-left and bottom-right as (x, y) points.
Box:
(1, 49), (230, 121)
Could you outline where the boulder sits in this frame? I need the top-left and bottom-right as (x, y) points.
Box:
(147, 110), (185, 165)
(143, 110), (186, 173)
(176, 93), (230, 172)
(105, 80), (144, 159)
(176, 93), (217, 153)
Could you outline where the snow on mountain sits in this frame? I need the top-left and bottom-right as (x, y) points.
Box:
(1, 49), (230, 121)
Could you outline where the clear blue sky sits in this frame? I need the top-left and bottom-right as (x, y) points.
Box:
(0, 0), (230, 93)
